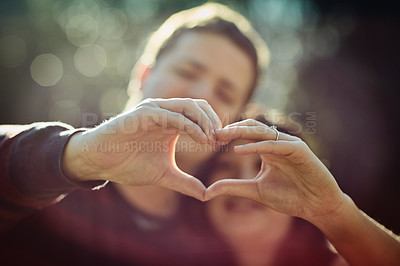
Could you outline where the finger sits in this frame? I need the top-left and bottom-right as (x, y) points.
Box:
(216, 126), (297, 142)
(204, 179), (259, 201)
(151, 108), (208, 143)
(194, 99), (223, 130)
(234, 140), (300, 156)
(155, 98), (215, 143)
(223, 119), (265, 128)
(159, 169), (206, 201)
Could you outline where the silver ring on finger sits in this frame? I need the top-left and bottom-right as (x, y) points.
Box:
(270, 125), (279, 141)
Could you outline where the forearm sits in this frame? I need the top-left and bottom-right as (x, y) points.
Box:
(0, 123), (105, 206)
(312, 194), (400, 266)
(0, 123), (71, 230)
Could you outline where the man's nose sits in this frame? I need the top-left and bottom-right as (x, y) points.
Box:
(187, 80), (214, 103)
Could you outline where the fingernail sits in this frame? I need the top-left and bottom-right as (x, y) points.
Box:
(234, 145), (243, 149)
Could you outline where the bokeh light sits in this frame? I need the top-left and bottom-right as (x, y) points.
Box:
(74, 44), (107, 77)
(98, 8), (128, 40)
(30, 53), (63, 86)
(66, 14), (99, 47)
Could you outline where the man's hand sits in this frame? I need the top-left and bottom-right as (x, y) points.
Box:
(62, 98), (222, 201)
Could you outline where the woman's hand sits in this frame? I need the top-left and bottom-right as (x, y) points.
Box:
(205, 119), (347, 223)
(62, 98), (222, 201)
(206, 119), (400, 266)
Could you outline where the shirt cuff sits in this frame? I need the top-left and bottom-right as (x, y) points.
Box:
(10, 122), (107, 200)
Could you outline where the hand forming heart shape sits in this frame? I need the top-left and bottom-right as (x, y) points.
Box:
(62, 98), (221, 201)
(203, 119), (347, 223)
(63, 99), (347, 222)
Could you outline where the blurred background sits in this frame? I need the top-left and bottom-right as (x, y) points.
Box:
(0, 0), (399, 232)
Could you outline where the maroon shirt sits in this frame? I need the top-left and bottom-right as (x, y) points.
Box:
(0, 123), (337, 265)
(0, 123), (232, 265)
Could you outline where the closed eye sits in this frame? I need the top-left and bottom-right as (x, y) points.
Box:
(175, 68), (199, 81)
(216, 87), (234, 104)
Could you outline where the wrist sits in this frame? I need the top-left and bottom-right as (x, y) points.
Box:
(61, 131), (106, 182)
(311, 193), (358, 239)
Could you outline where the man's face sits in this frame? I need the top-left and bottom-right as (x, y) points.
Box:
(140, 31), (255, 173)
(141, 31), (254, 125)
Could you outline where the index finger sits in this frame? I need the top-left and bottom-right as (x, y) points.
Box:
(215, 125), (299, 142)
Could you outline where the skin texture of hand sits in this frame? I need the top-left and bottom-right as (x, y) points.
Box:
(206, 119), (400, 266)
(62, 98), (222, 201)
(205, 119), (347, 224)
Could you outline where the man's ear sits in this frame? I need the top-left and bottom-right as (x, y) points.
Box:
(135, 62), (152, 92)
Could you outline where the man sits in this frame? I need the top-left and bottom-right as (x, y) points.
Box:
(0, 3), (268, 264)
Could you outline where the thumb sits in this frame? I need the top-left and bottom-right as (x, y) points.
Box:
(205, 179), (259, 202)
(158, 168), (206, 201)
